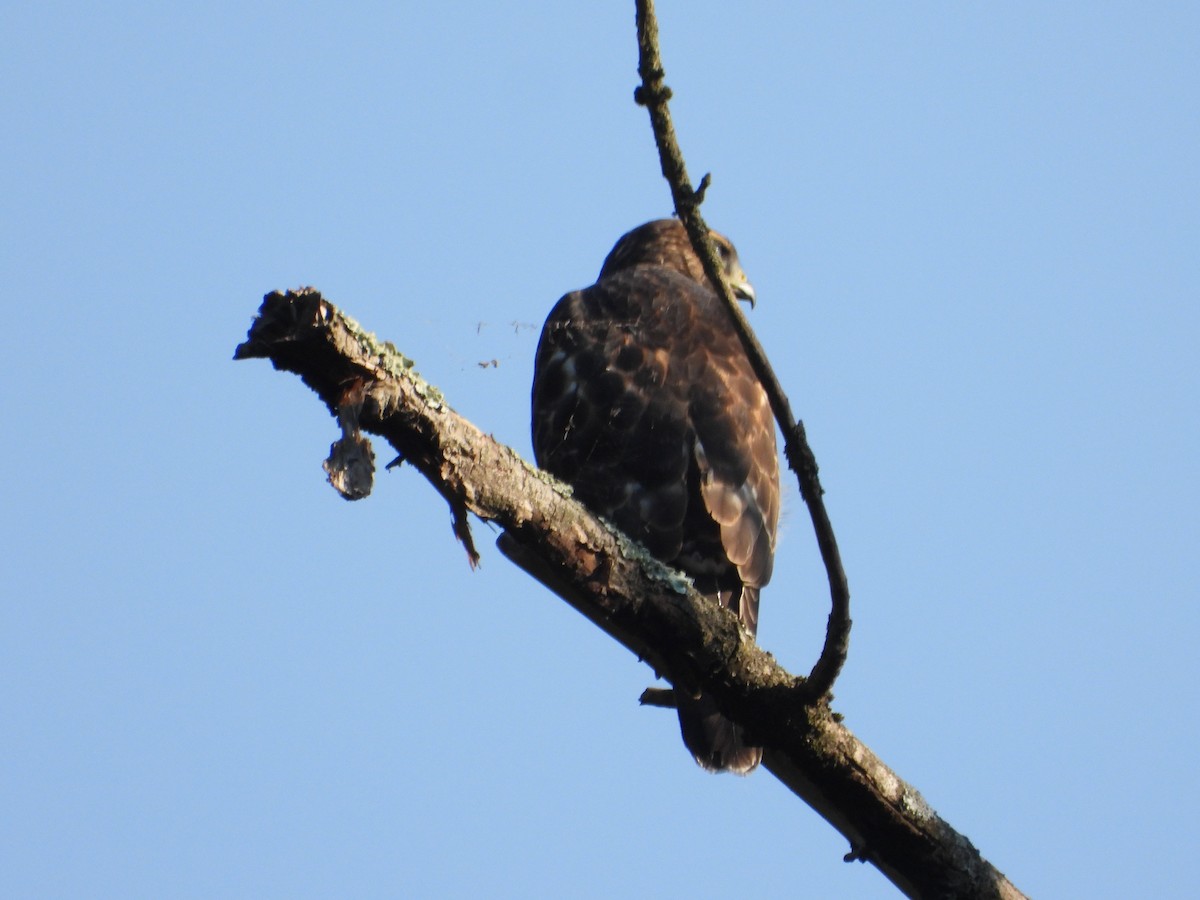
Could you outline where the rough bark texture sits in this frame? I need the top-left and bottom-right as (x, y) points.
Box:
(235, 288), (1027, 900)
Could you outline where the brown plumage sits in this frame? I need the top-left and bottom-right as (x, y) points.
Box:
(531, 219), (780, 774)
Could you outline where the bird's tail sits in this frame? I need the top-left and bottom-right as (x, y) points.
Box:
(675, 690), (762, 775)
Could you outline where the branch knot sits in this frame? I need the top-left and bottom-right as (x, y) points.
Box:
(633, 80), (672, 106)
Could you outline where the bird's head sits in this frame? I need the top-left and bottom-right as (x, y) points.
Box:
(710, 231), (756, 308)
(600, 219), (757, 307)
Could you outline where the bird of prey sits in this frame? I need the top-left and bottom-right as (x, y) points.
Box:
(531, 219), (780, 774)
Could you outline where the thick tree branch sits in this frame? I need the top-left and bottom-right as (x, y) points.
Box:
(634, 0), (851, 698)
(234, 289), (1025, 900)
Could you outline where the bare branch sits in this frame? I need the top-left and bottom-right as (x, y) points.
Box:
(634, 0), (850, 699)
(234, 289), (1026, 900)
(638, 687), (677, 709)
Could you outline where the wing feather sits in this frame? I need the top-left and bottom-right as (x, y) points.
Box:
(531, 219), (781, 774)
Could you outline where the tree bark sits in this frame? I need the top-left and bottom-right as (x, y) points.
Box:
(234, 288), (1027, 900)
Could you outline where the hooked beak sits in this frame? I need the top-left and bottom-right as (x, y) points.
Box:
(730, 277), (756, 308)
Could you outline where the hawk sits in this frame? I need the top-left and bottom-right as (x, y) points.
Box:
(531, 219), (780, 774)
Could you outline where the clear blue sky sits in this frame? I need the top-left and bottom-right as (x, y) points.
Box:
(4, 3), (1197, 897)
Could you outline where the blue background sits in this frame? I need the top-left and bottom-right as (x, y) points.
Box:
(4, 3), (1197, 897)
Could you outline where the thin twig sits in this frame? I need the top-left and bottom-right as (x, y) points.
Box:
(638, 687), (677, 709)
(634, 0), (850, 698)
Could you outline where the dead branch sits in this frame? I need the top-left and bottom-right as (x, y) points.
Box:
(234, 289), (1026, 900)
